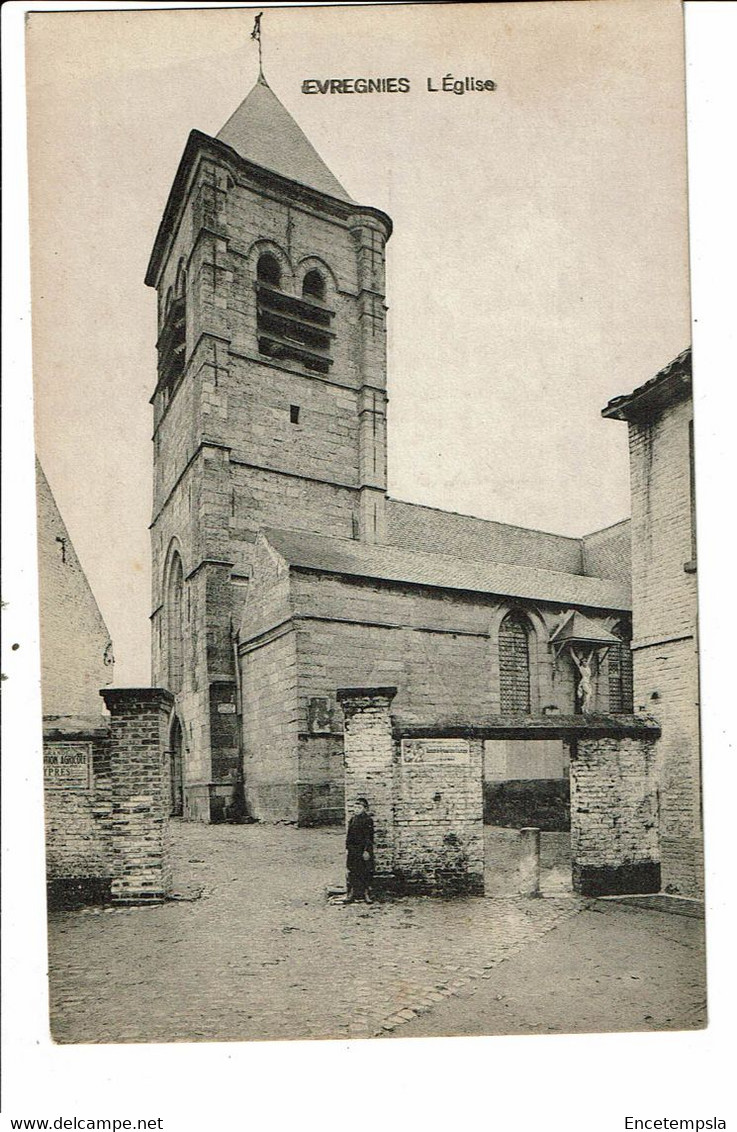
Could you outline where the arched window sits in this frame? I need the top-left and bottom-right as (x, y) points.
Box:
(166, 552), (184, 694)
(608, 620), (633, 713)
(499, 610), (531, 714)
(302, 269), (326, 302)
(257, 252), (282, 288)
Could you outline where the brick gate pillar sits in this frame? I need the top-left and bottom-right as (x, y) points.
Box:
(100, 687), (174, 903)
(337, 687), (397, 889)
(570, 734), (660, 896)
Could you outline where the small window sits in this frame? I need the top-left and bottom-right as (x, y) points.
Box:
(290, 405), (300, 424)
(302, 269), (326, 302)
(257, 253), (281, 288)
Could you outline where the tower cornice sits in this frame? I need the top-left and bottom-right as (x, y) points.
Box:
(145, 130), (392, 290)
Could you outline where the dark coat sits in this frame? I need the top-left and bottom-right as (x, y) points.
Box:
(346, 811), (375, 885)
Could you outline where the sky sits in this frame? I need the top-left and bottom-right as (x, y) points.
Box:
(25, 0), (691, 685)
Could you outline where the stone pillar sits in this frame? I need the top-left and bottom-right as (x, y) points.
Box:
(100, 688), (174, 904)
(570, 734), (660, 896)
(337, 687), (397, 889)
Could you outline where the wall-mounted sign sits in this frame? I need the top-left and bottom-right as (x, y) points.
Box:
(43, 743), (93, 790)
(401, 738), (470, 765)
(217, 703), (237, 714)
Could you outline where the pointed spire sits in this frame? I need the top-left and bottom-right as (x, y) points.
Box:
(217, 78), (354, 202)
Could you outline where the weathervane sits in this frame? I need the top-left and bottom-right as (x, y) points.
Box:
(251, 11), (265, 82)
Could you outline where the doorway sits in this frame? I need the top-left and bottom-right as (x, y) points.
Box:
(483, 737), (572, 895)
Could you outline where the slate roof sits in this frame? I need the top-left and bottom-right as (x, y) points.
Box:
(262, 527), (631, 611)
(386, 498), (585, 574)
(217, 77), (353, 202)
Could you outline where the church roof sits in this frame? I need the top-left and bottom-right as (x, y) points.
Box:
(385, 498), (585, 575)
(217, 77), (354, 203)
(261, 527), (631, 612)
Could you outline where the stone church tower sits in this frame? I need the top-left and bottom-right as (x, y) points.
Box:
(145, 74), (392, 820)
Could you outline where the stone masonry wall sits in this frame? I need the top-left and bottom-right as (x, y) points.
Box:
(570, 735), (660, 896)
(237, 561), (627, 825)
(240, 628), (300, 822)
(150, 144), (389, 820)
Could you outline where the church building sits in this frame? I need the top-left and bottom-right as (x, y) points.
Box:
(146, 73), (634, 828)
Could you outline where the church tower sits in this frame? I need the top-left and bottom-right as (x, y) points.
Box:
(145, 72), (392, 820)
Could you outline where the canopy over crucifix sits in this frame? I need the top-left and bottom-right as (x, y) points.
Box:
(550, 611), (622, 714)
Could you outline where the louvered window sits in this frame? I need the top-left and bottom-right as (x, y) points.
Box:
(256, 255), (334, 374)
(608, 624), (633, 713)
(499, 611), (531, 714)
(158, 294), (186, 401)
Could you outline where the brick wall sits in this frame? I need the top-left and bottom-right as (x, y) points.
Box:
(101, 688), (174, 903)
(44, 690), (174, 905)
(43, 724), (113, 904)
(393, 736), (484, 894)
(627, 392), (702, 896)
(570, 735), (660, 895)
(338, 688), (484, 896)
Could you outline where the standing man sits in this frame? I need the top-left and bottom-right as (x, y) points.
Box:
(345, 797), (375, 904)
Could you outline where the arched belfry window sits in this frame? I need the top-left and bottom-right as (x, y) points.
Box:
(608, 620), (633, 713)
(302, 269), (326, 302)
(255, 255), (335, 375)
(166, 552), (185, 695)
(158, 275), (186, 403)
(499, 610), (532, 714)
(257, 253), (282, 288)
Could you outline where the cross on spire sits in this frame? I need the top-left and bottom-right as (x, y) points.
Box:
(251, 11), (265, 83)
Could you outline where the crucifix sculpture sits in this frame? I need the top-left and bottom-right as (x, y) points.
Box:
(570, 646), (595, 714)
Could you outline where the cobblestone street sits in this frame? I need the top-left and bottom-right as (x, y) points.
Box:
(48, 822), (583, 1043)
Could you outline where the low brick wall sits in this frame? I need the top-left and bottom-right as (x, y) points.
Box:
(43, 689), (174, 907)
(43, 718), (113, 907)
(570, 735), (660, 895)
(339, 700), (661, 899)
(338, 687), (484, 895)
